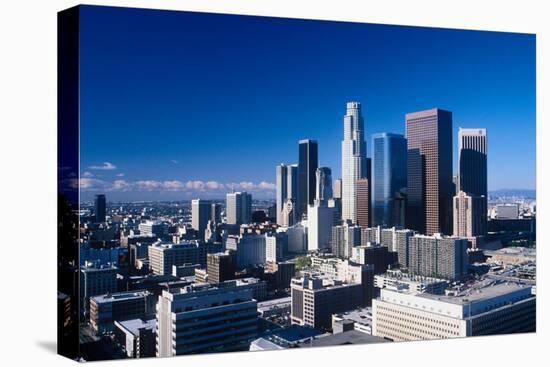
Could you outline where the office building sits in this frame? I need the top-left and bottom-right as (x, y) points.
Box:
(290, 262), (374, 330)
(371, 133), (407, 227)
(458, 128), (487, 198)
(286, 223), (308, 253)
(342, 102), (368, 224)
(408, 234), (468, 281)
(138, 220), (168, 238)
(406, 108), (453, 235)
(331, 223), (362, 259)
(226, 191), (252, 225)
(191, 199), (212, 238)
(362, 226), (381, 246)
(280, 199), (296, 227)
(211, 203), (222, 224)
(206, 251), (236, 284)
(114, 318), (156, 358)
(356, 178), (371, 228)
(395, 229), (415, 268)
(148, 242), (206, 276)
(453, 191), (487, 238)
(266, 232), (288, 263)
(225, 234), (266, 268)
(156, 283), (258, 357)
(373, 279), (535, 341)
(352, 244), (395, 274)
(496, 204), (520, 219)
(94, 194), (106, 223)
(276, 164), (298, 225)
(90, 291), (152, 333)
(374, 269), (449, 295)
(80, 261), (117, 314)
(315, 167), (333, 205)
(297, 139), (318, 220)
(333, 178), (342, 199)
(307, 203), (335, 251)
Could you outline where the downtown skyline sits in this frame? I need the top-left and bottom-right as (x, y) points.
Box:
(77, 6), (535, 201)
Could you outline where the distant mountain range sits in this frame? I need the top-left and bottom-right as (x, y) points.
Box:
(488, 189), (536, 199)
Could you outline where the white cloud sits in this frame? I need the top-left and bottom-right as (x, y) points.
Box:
(258, 181), (276, 190)
(111, 180), (130, 191)
(82, 171), (93, 177)
(116, 173), (125, 177)
(89, 162), (117, 170)
(206, 181), (225, 190)
(163, 180), (185, 191)
(239, 181), (256, 190)
(185, 180), (206, 190)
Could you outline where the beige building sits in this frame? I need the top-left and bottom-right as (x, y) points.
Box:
(372, 279), (535, 341)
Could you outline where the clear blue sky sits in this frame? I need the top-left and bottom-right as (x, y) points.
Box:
(78, 5), (536, 201)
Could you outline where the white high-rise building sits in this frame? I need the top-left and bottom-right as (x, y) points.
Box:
(307, 203), (335, 251)
(226, 191), (252, 225)
(341, 101), (367, 224)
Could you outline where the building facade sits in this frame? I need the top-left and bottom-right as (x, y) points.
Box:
(297, 139), (318, 220)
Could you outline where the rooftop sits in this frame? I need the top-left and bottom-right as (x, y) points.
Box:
(91, 291), (150, 304)
(299, 330), (388, 348)
(115, 318), (156, 336)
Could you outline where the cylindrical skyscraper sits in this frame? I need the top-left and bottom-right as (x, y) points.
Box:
(341, 101), (367, 224)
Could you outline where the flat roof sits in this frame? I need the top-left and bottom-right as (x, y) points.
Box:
(300, 331), (388, 347)
(115, 318), (155, 336)
(91, 291), (149, 304)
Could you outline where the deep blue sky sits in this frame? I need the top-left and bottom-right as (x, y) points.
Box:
(79, 5), (536, 201)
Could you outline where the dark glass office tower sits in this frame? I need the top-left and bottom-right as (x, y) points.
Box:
(405, 109), (453, 235)
(371, 133), (407, 228)
(94, 194), (106, 223)
(458, 128), (487, 197)
(297, 139), (318, 219)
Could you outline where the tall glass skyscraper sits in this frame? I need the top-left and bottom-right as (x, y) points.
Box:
(297, 139), (318, 220)
(315, 167), (332, 205)
(458, 128), (487, 198)
(276, 164), (298, 225)
(371, 133), (407, 228)
(341, 101), (367, 224)
(405, 108), (453, 235)
(94, 194), (106, 223)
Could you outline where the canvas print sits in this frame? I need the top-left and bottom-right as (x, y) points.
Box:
(57, 5), (536, 362)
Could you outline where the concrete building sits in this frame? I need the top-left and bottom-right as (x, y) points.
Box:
(291, 262), (374, 330)
(211, 203), (222, 224)
(148, 241), (203, 276)
(307, 203), (335, 251)
(286, 222), (308, 254)
(371, 133), (407, 228)
(332, 222), (362, 259)
(156, 283), (258, 357)
(332, 307), (373, 334)
(406, 108), (453, 235)
(453, 191), (487, 238)
(363, 226), (381, 246)
(80, 261), (117, 315)
(333, 179), (342, 199)
(341, 102), (368, 224)
(206, 251), (236, 284)
(408, 234), (469, 281)
(138, 220), (168, 238)
(114, 318), (156, 358)
(496, 204), (520, 219)
(226, 191), (252, 225)
(374, 269), (449, 295)
(265, 232), (287, 263)
(297, 139), (318, 220)
(395, 229), (415, 268)
(90, 291), (152, 334)
(373, 279), (535, 341)
(352, 244), (395, 274)
(225, 234), (266, 268)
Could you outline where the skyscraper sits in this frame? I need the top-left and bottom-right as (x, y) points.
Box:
(211, 203), (222, 224)
(94, 194), (106, 223)
(315, 167), (333, 205)
(371, 133), (407, 227)
(458, 128), (487, 197)
(458, 128), (488, 236)
(192, 199), (212, 237)
(453, 191), (487, 238)
(297, 139), (318, 220)
(356, 178), (371, 228)
(405, 108), (453, 235)
(226, 191), (252, 225)
(342, 102), (368, 224)
(276, 164), (298, 225)
(333, 178), (342, 199)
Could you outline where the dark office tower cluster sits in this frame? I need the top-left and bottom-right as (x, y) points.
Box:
(371, 133), (407, 228)
(457, 128), (488, 237)
(94, 194), (106, 223)
(405, 108), (453, 235)
(276, 164), (298, 225)
(297, 139), (318, 220)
